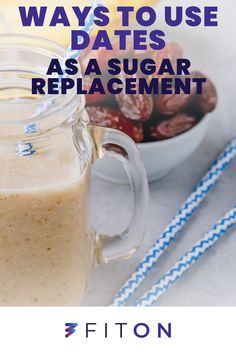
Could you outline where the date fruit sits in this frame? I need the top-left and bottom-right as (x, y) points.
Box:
(144, 42), (183, 79)
(87, 106), (144, 143)
(156, 71), (217, 116)
(191, 71), (217, 114)
(156, 72), (199, 115)
(156, 79), (197, 115)
(115, 72), (153, 121)
(149, 113), (196, 140)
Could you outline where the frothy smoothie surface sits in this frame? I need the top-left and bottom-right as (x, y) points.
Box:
(0, 136), (94, 305)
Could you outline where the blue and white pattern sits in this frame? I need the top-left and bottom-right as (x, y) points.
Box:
(63, 0), (98, 65)
(112, 137), (236, 306)
(24, 123), (39, 135)
(19, 124), (39, 155)
(17, 142), (36, 157)
(35, 0), (99, 118)
(136, 206), (236, 306)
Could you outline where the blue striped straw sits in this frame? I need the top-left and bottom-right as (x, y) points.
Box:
(63, 0), (98, 64)
(112, 137), (236, 306)
(136, 205), (236, 306)
(26, 0), (100, 154)
(34, 0), (98, 118)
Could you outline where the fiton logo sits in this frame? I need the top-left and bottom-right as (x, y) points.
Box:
(65, 323), (78, 338)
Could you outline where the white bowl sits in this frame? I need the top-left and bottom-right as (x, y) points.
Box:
(93, 115), (210, 184)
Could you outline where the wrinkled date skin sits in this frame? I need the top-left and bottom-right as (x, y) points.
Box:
(135, 42), (183, 79)
(155, 42), (183, 79)
(156, 80), (197, 115)
(156, 71), (217, 116)
(81, 40), (217, 143)
(191, 71), (217, 114)
(115, 72), (154, 122)
(87, 106), (144, 143)
(149, 113), (196, 140)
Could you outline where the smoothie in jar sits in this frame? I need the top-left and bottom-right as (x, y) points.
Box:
(0, 130), (94, 305)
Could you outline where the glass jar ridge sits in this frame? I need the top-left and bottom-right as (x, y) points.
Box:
(0, 34), (85, 133)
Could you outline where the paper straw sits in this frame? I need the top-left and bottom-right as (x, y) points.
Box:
(136, 205), (236, 306)
(27, 0), (100, 154)
(112, 137), (236, 306)
(63, 0), (98, 63)
(34, 0), (98, 118)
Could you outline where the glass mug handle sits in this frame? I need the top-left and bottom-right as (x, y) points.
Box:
(90, 124), (149, 264)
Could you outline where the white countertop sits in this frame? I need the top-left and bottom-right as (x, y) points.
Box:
(83, 0), (236, 306)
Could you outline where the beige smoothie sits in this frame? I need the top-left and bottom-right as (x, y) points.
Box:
(0, 131), (94, 306)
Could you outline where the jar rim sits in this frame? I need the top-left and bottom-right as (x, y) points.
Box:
(0, 33), (84, 125)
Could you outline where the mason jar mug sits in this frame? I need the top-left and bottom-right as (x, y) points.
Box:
(0, 34), (149, 306)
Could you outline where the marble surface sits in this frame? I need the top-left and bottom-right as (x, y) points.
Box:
(83, 0), (236, 306)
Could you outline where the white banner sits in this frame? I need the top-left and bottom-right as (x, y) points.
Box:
(0, 307), (233, 354)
